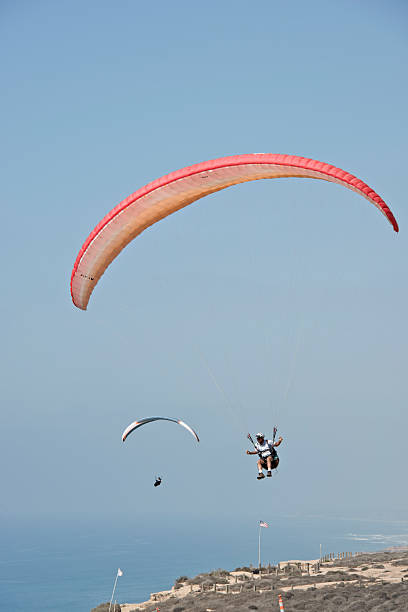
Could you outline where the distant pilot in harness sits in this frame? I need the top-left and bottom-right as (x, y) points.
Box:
(246, 433), (283, 479)
(154, 476), (162, 487)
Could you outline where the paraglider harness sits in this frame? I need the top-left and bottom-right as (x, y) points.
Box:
(248, 427), (279, 469)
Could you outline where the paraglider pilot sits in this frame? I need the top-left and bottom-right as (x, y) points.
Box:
(246, 433), (283, 479)
(154, 476), (162, 487)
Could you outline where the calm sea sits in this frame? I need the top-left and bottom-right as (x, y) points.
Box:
(1, 515), (407, 612)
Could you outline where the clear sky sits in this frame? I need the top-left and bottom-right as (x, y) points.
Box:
(1, 0), (407, 525)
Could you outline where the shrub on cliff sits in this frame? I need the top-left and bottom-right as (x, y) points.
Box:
(90, 603), (121, 612)
(209, 568), (230, 577)
(174, 576), (189, 589)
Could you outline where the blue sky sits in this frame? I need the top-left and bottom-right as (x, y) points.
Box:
(1, 0), (407, 525)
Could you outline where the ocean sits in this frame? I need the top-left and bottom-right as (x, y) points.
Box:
(1, 514), (407, 611)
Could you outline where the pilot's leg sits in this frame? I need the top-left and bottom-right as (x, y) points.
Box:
(257, 458), (265, 479)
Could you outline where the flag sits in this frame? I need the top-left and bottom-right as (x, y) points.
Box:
(260, 521), (269, 528)
(117, 568), (123, 577)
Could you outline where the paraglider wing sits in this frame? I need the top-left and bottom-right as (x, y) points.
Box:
(71, 154), (398, 310)
(177, 419), (200, 443)
(121, 416), (199, 443)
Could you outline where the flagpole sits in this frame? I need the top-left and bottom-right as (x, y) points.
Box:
(258, 522), (261, 569)
(109, 569), (122, 612)
(109, 573), (118, 612)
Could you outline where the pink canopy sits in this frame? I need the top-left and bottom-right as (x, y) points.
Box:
(71, 154), (398, 310)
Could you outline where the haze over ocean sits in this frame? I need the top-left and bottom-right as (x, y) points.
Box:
(1, 1), (407, 611)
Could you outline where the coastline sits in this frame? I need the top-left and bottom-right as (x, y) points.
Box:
(120, 548), (408, 611)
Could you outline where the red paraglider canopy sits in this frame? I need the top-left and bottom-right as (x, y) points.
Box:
(71, 153), (398, 310)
